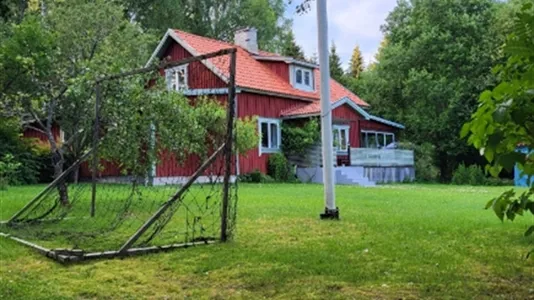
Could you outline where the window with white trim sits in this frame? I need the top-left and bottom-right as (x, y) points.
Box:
(333, 125), (350, 153)
(165, 65), (188, 91)
(360, 131), (395, 149)
(258, 118), (281, 154)
(292, 66), (314, 91)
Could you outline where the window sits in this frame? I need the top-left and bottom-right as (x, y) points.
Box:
(296, 69), (303, 84)
(360, 131), (395, 148)
(165, 65), (188, 91)
(292, 66), (314, 91)
(258, 118), (281, 154)
(333, 125), (350, 153)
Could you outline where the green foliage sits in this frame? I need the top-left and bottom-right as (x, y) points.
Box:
(462, 3), (534, 255)
(0, 154), (21, 190)
(100, 91), (259, 176)
(355, 0), (500, 181)
(0, 0), (157, 185)
(267, 153), (294, 182)
(399, 142), (440, 183)
(452, 164), (487, 186)
(0, 118), (42, 184)
(280, 27), (305, 60)
(121, 0), (289, 53)
(329, 43), (344, 82)
(485, 187), (534, 257)
(281, 119), (320, 157)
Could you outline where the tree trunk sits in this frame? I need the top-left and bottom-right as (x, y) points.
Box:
(52, 150), (70, 206)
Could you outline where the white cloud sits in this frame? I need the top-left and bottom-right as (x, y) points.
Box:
(288, 0), (397, 69)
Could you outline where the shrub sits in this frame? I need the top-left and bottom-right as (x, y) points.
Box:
(238, 169), (274, 183)
(452, 163), (487, 186)
(0, 154), (21, 190)
(267, 153), (293, 182)
(281, 119), (320, 157)
(399, 142), (440, 182)
(0, 118), (42, 185)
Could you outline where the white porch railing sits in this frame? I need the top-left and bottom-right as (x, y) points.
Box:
(350, 148), (414, 167)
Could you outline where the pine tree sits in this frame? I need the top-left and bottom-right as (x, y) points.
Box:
(281, 30), (305, 60)
(329, 42), (344, 81)
(349, 44), (364, 79)
(368, 38), (388, 71)
(307, 52), (318, 64)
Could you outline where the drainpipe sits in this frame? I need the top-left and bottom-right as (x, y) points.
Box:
(317, 0), (339, 220)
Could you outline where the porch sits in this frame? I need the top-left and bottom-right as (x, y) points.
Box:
(291, 146), (415, 186)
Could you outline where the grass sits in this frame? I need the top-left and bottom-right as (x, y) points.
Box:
(1, 183), (533, 299)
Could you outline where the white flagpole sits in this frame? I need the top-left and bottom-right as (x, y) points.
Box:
(316, 0), (338, 219)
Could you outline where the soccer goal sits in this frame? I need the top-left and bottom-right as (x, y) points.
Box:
(0, 49), (239, 263)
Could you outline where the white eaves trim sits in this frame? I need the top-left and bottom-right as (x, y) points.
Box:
(253, 55), (319, 69)
(333, 97), (405, 129)
(145, 29), (229, 83)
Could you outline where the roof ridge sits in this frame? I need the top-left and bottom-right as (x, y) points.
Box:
(172, 29), (238, 49)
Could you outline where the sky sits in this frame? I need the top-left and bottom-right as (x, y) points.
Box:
(285, 0), (398, 70)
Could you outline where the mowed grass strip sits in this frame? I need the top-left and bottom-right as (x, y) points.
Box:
(0, 184), (533, 299)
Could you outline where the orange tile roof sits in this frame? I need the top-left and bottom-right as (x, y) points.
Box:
(172, 29), (369, 109)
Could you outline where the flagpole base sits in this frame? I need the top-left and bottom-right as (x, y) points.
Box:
(320, 207), (340, 220)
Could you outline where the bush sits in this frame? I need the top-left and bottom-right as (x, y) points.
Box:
(281, 119), (320, 157)
(399, 142), (440, 182)
(267, 153), (294, 182)
(238, 169), (274, 183)
(485, 177), (514, 186)
(0, 154), (21, 190)
(452, 163), (487, 186)
(0, 118), (43, 185)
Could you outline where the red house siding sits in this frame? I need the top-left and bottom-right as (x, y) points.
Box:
(23, 123), (61, 144)
(155, 94), (232, 177)
(238, 92), (308, 174)
(360, 120), (398, 133)
(162, 41), (226, 89)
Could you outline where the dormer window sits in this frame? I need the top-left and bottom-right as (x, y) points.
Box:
(165, 65), (188, 91)
(291, 65), (314, 91)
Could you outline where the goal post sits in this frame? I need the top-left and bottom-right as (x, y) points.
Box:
(0, 48), (240, 263)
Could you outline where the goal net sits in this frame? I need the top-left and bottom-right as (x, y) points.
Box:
(0, 49), (240, 263)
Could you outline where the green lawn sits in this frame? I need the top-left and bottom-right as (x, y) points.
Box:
(1, 184), (533, 299)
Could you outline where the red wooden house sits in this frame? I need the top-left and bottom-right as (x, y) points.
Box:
(24, 28), (412, 185)
(146, 28), (408, 184)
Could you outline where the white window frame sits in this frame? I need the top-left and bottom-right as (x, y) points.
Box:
(333, 125), (350, 154)
(290, 65), (314, 92)
(361, 130), (395, 149)
(165, 64), (188, 91)
(258, 117), (281, 155)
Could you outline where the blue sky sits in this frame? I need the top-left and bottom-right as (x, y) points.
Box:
(285, 0), (398, 69)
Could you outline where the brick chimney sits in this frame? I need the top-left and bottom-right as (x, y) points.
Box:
(234, 28), (258, 54)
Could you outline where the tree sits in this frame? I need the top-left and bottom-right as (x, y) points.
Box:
(1, 0), (259, 205)
(121, 0), (289, 52)
(349, 44), (364, 79)
(0, 0), (155, 204)
(462, 3), (534, 257)
(307, 52), (318, 64)
(357, 0), (500, 181)
(280, 27), (305, 60)
(329, 42), (344, 82)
